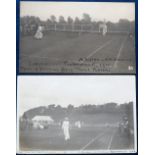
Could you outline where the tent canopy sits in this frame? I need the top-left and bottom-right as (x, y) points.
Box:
(32, 115), (54, 122)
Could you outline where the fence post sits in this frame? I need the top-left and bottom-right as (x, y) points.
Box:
(72, 23), (74, 32)
(91, 24), (93, 33)
(81, 24), (83, 32)
(54, 24), (56, 31)
(63, 24), (66, 31)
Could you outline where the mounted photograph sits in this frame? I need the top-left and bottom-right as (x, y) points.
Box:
(19, 1), (136, 73)
(17, 76), (137, 153)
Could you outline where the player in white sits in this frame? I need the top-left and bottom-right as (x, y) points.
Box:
(75, 121), (81, 128)
(99, 20), (107, 36)
(34, 25), (43, 39)
(62, 117), (70, 141)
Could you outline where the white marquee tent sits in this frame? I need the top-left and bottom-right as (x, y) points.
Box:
(32, 115), (54, 123)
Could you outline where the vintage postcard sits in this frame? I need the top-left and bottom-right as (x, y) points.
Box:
(19, 1), (136, 73)
(17, 76), (137, 153)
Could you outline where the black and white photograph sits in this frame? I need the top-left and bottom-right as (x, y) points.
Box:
(17, 76), (137, 153)
(19, 1), (135, 73)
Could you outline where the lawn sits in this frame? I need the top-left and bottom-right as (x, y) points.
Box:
(19, 124), (134, 152)
(19, 31), (135, 73)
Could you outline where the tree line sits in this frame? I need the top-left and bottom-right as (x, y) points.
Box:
(20, 13), (135, 36)
(22, 102), (134, 121)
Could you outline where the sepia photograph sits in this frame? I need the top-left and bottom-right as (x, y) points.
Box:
(19, 1), (136, 73)
(17, 76), (137, 153)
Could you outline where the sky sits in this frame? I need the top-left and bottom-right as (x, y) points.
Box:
(18, 76), (136, 115)
(20, 2), (135, 22)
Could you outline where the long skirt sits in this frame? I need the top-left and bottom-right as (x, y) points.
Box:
(102, 28), (107, 36)
(63, 127), (70, 140)
(34, 30), (43, 39)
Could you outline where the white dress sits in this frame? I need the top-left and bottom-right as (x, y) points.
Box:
(34, 26), (43, 39)
(62, 120), (70, 140)
(102, 24), (107, 36)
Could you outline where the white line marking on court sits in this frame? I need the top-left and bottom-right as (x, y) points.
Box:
(113, 36), (128, 68)
(86, 39), (113, 59)
(107, 135), (114, 150)
(107, 129), (116, 150)
(80, 132), (105, 151)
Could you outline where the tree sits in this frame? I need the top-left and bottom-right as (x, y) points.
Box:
(130, 21), (135, 33)
(119, 19), (130, 24)
(48, 104), (56, 110)
(67, 104), (74, 111)
(67, 16), (73, 24)
(22, 112), (28, 120)
(59, 16), (66, 23)
(103, 103), (117, 113)
(74, 17), (81, 24)
(118, 19), (130, 31)
(46, 19), (51, 24)
(82, 13), (91, 24)
(50, 15), (56, 23)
